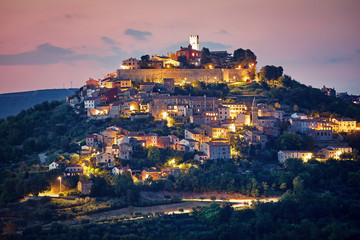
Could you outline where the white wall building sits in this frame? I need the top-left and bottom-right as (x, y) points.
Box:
(189, 35), (199, 51)
(49, 161), (60, 171)
(200, 142), (231, 160)
(179, 139), (199, 152)
(84, 97), (100, 109)
(222, 103), (247, 119)
(112, 166), (131, 175)
(218, 106), (230, 121)
(96, 153), (114, 168)
(278, 150), (313, 163)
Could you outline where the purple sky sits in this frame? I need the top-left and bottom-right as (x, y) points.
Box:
(0, 0), (359, 94)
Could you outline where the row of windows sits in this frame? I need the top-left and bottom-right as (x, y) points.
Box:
(67, 168), (82, 172)
(211, 152), (229, 155)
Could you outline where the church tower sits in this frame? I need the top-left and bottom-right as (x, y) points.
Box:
(251, 97), (258, 127)
(189, 35), (199, 51)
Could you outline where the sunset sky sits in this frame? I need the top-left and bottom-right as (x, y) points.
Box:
(0, 0), (359, 94)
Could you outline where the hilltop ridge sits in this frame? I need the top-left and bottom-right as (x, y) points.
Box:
(0, 88), (77, 119)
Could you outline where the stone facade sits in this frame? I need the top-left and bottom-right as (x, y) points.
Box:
(117, 68), (255, 84)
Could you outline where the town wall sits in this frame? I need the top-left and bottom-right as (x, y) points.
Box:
(116, 68), (256, 84)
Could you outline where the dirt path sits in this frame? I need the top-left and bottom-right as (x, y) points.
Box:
(61, 196), (279, 226)
(63, 201), (213, 226)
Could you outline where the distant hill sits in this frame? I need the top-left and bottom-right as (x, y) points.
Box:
(0, 88), (77, 119)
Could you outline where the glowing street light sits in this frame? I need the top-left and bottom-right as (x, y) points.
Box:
(58, 176), (62, 193)
(162, 112), (168, 119)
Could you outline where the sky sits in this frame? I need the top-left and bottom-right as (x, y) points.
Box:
(0, 0), (359, 94)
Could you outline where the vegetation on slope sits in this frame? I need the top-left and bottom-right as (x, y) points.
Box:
(0, 88), (77, 119)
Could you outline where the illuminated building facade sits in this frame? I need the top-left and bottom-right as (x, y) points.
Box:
(222, 102), (247, 119)
(189, 35), (199, 50)
(320, 146), (352, 160)
(331, 118), (357, 132)
(120, 58), (140, 69)
(278, 150), (313, 163)
(176, 44), (202, 61)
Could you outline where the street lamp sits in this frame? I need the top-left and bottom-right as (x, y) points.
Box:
(58, 176), (62, 193)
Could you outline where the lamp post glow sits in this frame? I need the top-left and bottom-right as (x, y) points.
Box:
(162, 111), (168, 119)
(58, 176), (62, 193)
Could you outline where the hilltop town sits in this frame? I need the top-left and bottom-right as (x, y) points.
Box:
(61, 35), (359, 186)
(1, 35), (360, 239)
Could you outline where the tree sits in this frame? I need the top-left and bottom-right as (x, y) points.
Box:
(229, 136), (248, 157)
(141, 55), (150, 62)
(277, 132), (302, 150)
(147, 146), (161, 165)
(90, 176), (111, 196)
(233, 48), (257, 67)
(259, 65), (283, 82)
(285, 158), (303, 173)
(113, 174), (134, 197)
(200, 47), (211, 65)
(346, 132), (360, 152)
(177, 55), (195, 68)
(139, 55), (151, 69)
(23, 139), (36, 154)
(292, 176), (306, 199)
(233, 48), (246, 63)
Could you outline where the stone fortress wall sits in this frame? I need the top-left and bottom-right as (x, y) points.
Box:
(116, 68), (256, 84)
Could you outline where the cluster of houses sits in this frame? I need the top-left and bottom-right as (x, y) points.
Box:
(67, 70), (359, 165)
(49, 35), (360, 196)
(277, 113), (356, 163)
(67, 80), (358, 169)
(321, 85), (360, 104)
(67, 76), (176, 119)
(60, 35), (359, 188)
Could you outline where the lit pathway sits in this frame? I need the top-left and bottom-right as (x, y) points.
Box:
(182, 197), (279, 207)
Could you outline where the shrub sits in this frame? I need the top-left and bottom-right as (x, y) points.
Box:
(172, 195), (182, 203)
(40, 196), (51, 204)
(64, 189), (81, 196)
(134, 212), (142, 217)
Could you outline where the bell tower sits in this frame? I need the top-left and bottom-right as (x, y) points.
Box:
(189, 35), (199, 51)
(251, 97), (258, 127)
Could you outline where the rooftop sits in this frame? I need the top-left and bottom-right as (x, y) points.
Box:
(204, 142), (230, 146)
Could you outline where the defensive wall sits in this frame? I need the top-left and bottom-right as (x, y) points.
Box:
(116, 68), (256, 84)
